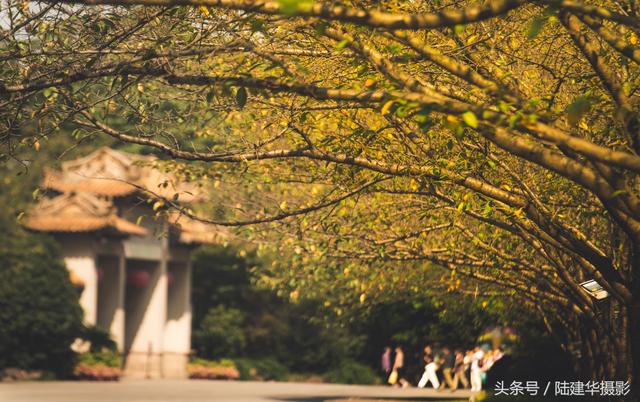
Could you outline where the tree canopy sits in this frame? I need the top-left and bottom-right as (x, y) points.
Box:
(1, 0), (639, 390)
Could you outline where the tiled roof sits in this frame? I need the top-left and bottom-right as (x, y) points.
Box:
(25, 147), (220, 243)
(42, 147), (204, 202)
(23, 193), (147, 236)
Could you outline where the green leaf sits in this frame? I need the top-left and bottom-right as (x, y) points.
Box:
(278, 0), (313, 15)
(236, 87), (247, 109)
(566, 96), (591, 125)
(527, 16), (547, 39)
(42, 87), (57, 98)
(462, 111), (478, 129)
(336, 39), (349, 50)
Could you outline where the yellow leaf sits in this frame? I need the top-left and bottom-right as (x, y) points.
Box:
(33, 139), (40, 151)
(364, 78), (376, 88)
(381, 100), (395, 115)
(359, 293), (366, 304)
(466, 34), (479, 45)
(410, 179), (419, 191)
(630, 33), (638, 45)
(198, 6), (210, 16)
(445, 114), (460, 131)
(152, 200), (164, 211)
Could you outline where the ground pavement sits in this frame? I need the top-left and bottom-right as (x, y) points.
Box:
(0, 379), (476, 402)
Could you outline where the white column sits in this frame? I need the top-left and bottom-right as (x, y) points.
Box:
(112, 252), (126, 352)
(65, 253), (97, 326)
(96, 255), (126, 350)
(125, 260), (167, 378)
(162, 260), (191, 378)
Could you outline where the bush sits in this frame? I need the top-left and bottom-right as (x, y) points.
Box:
(323, 359), (377, 385)
(80, 325), (118, 353)
(188, 358), (240, 380)
(74, 349), (122, 381)
(77, 349), (121, 368)
(193, 305), (246, 359)
(233, 357), (289, 381)
(0, 219), (83, 378)
(73, 362), (121, 381)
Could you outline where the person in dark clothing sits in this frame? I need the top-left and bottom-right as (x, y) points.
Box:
(438, 346), (456, 390)
(392, 346), (410, 388)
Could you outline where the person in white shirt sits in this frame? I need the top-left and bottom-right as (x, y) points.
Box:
(417, 345), (440, 389)
(470, 347), (485, 392)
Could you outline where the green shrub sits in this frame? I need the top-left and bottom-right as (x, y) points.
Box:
(190, 358), (237, 368)
(233, 357), (289, 381)
(0, 219), (83, 378)
(188, 358), (240, 380)
(323, 359), (377, 385)
(80, 325), (117, 353)
(193, 305), (246, 359)
(77, 349), (121, 368)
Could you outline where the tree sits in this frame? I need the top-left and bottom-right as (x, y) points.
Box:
(194, 305), (247, 359)
(0, 216), (84, 377)
(1, 0), (639, 391)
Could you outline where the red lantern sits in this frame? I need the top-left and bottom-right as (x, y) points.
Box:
(127, 269), (151, 288)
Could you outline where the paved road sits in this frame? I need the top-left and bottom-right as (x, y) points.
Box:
(0, 379), (475, 402)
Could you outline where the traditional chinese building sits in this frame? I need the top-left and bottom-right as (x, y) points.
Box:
(23, 147), (223, 378)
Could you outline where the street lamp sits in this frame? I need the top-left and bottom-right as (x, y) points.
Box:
(579, 279), (609, 300)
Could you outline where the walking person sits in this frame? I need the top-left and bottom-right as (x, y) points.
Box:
(381, 346), (392, 384)
(392, 346), (410, 388)
(452, 349), (470, 390)
(470, 346), (485, 392)
(438, 346), (456, 391)
(480, 351), (495, 387)
(418, 345), (440, 389)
